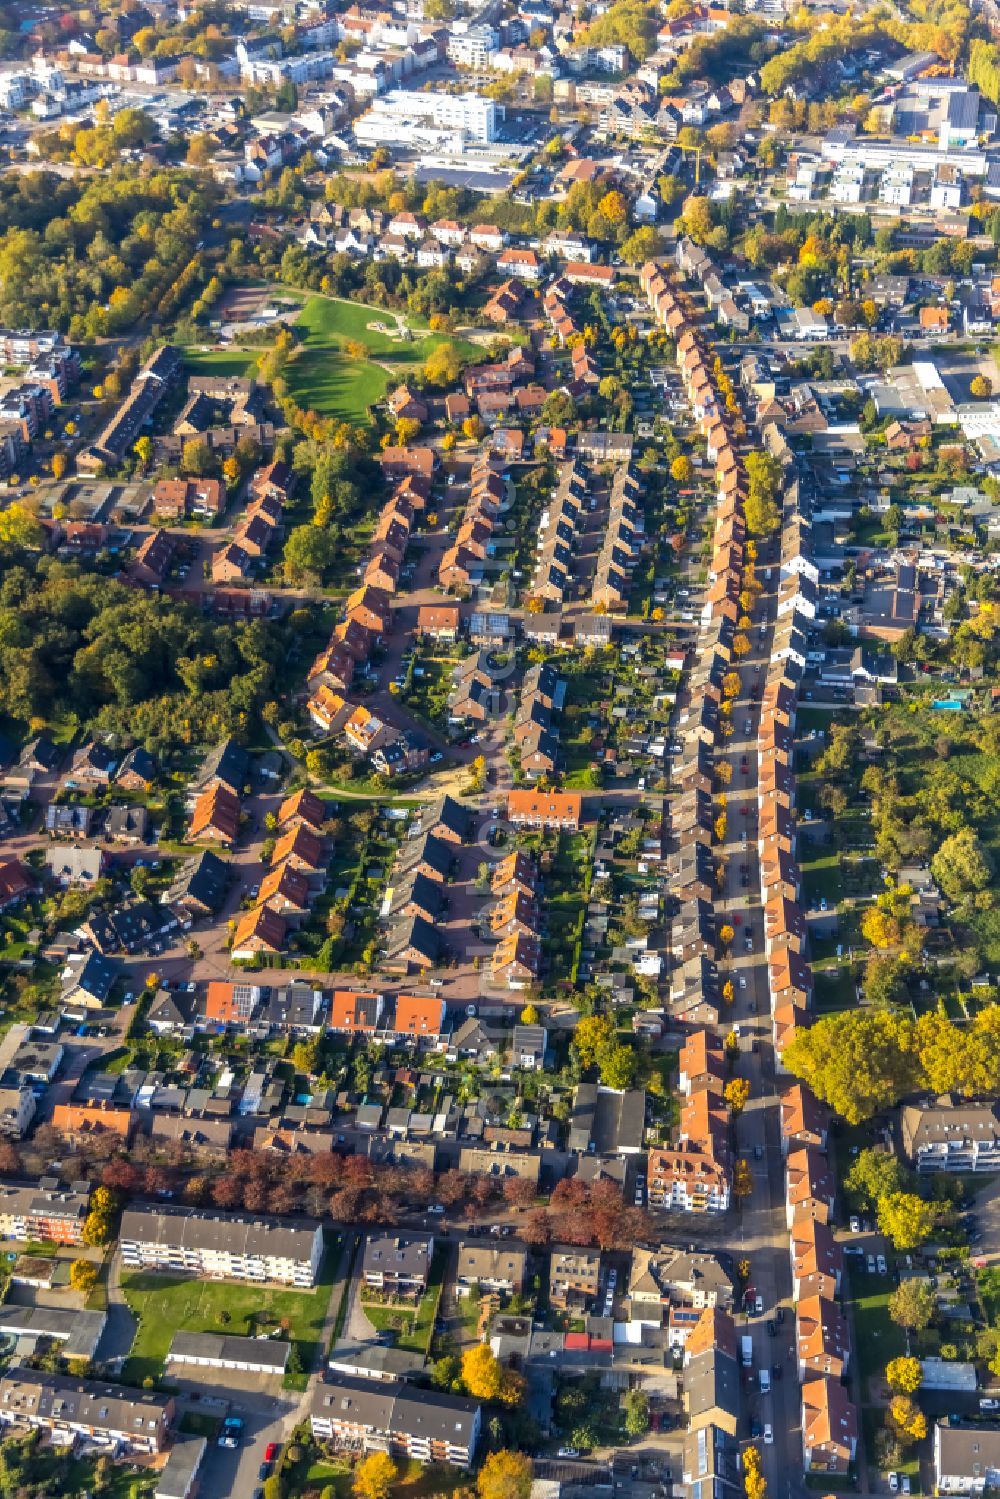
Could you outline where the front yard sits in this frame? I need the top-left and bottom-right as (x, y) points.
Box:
(360, 1247), (446, 1354)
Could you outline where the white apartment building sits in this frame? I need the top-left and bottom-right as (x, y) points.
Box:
(355, 88), (498, 147)
(119, 1205), (324, 1287)
(830, 161), (865, 204)
(879, 162), (914, 207)
(447, 25), (498, 67)
(0, 71), (34, 109)
(647, 1148), (731, 1212)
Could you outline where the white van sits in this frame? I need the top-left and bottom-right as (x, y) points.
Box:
(759, 1369), (771, 1394)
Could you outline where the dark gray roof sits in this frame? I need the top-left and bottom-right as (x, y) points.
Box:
(947, 89), (980, 130)
(194, 738), (249, 795)
(424, 794), (468, 840)
(384, 912), (441, 964)
(310, 1372), (480, 1451)
(168, 1331), (290, 1371)
(120, 1204), (321, 1264)
(935, 1421), (1000, 1481)
(107, 804), (150, 838)
(0, 1304), (106, 1359)
(398, 831), (452, 880)
(328, 1344), (425, 1380)
(154, 1438), (207, 1499)
(164, 850), (229, 913)
(684, 1347), (740, 1424)
(60, 950), (117, 1003)
(361, 1231), (433, 1282)
(116, 746), (157, 784)
(0, 1368), (170, 1435)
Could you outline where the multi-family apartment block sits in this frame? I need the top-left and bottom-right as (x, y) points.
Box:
(119, 1205), (323, 1287)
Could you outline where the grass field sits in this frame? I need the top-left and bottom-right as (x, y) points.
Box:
(283, 296), (481, 422)
(182, 294), (482, 426)
(847, 1270), (905, 1392)
(182, 348), (260, 378)
(293, 296), (478, 364)
(121, 1260), (333, 1387)
(295, 296), (423, 359)
(286, 350), (389, 423)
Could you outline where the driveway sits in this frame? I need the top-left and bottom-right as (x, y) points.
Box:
(334, 1260), (378, 1351)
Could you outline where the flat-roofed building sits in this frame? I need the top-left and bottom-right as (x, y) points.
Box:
(154, 1436), (206, 1499)
(166, 1331), (290, 1376)
(0, 1305), (106, 1362)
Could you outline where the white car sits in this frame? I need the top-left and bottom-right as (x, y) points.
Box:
(877, 1255), (887, 1275)
(557, 1448), (580, 1459)
(739, 976), (747, 989)
(902, 1478), (911, 1496)
(888, 1473), (899, 1494)
(867, 1255), (876, 1273)
(850, 1216), (860, 1233)
(763, 1425), (773, 1446)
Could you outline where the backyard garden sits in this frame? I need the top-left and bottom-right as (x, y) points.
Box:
(120, 1250), (336, 1390)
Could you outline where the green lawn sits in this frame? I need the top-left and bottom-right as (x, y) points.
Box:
(802, 854), (843, 905)
(182, 348), (260, 378)
(284, 296), (481, 421)
(120, 1255), (334, 1386)
(286, 351), (389, 424)
(848, 1272), (906, 1393)
(293, 296), (478, 364)
(814, 965), (857, 1013)
(294, 296), (421, 359)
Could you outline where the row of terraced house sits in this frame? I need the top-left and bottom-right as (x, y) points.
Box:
(640, 256), (747, 1214)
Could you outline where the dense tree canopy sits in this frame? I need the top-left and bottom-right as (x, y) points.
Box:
(0, 561), (287, 751)
(0, 167), (219, 337)
(784, 1005), (1000, 1122)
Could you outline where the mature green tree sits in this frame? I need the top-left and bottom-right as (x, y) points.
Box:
(282, 525), (337, 584)
(782, 1009), (918, 1123)
(888, 1278), (936, 1331)
(878, 1192), (936, 1250)
(624, 1388), (650, 1435)
(845, 1147), (910, 1208)
(931, 826), (994, 902)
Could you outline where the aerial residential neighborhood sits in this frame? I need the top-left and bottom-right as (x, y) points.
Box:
(3, 0), (1000, 1496)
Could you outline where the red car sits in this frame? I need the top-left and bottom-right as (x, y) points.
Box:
(264, 1444), (280, 1464)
